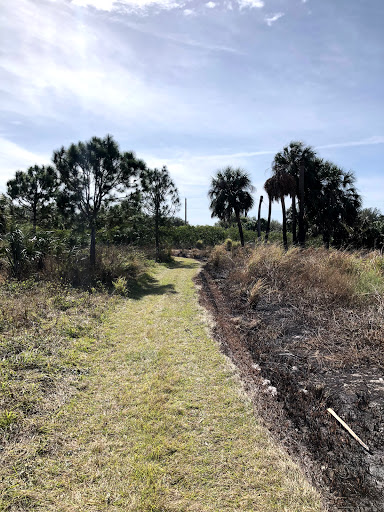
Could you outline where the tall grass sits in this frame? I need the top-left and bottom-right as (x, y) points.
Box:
(208, 243), (384, 368)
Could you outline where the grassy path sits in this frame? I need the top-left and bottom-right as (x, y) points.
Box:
(8, 259), (322, 511)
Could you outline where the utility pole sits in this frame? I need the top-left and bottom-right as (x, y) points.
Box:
(185, 197), (187, 224)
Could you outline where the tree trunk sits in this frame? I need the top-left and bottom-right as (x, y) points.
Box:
(257, 195), (263, 241)
(323, 232), (330, 250)
(32, 203), (37, 234)
(235, 209), (245, 247)
(155, 208), (160, 261)
(298, 164), (305, 247)
(265, 195), (272, 243)
(281, 195), (288, 251)
(291, 193), (297, 244)
(90, 223), (96, 267)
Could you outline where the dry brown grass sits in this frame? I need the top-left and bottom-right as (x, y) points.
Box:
(0, 278), (113, 448)
(208, 243), (384, 369)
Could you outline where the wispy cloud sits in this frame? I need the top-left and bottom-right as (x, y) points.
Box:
(316, 136), (384, 150)
(70, 0), (266, 13)
(237, 0), (264, 9)
(71, 0), (183, 12)
(265, 12), (284, 26)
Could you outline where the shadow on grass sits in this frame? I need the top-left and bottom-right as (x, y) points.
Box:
(128, 272), (178, 300)
(163, 258), (201, 270)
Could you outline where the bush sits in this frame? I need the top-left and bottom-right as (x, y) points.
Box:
(225, 238), (233, 251)
(112, 276), (129, 296)
(210, 245), (233, 269)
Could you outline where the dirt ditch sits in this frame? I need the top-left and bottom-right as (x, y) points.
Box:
(196, 265), (384, 512)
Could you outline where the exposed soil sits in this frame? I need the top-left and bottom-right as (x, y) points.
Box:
(196, 264), (384, 512)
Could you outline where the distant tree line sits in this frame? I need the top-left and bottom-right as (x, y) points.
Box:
(1, 136), (383, 278)
(209, 141), (384, 250)
(3, 135), (180, 265)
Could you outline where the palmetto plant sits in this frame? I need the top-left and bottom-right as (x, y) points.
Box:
(209, 167), (254, 247)
(0, 228), (43, 278)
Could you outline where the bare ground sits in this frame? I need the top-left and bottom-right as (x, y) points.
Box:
(196, 264), (384, 512)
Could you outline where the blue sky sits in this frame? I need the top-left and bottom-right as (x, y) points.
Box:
(1, 0), (383, 224)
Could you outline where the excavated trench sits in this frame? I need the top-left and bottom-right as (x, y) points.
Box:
(196, 265), (384, 512)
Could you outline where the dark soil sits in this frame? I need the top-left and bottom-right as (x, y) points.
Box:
(196, 265), (384, 512)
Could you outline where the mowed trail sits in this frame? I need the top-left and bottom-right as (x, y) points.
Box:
(23, 258), (322, 511)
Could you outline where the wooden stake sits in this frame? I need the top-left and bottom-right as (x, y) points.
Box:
(327, 408), (371, 453)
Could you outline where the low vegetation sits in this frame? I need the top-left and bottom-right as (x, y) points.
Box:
(0, 243), (152, 464)
(0, 279), (113, 497)
(0, 259), (322, 511)
(209, 243), (384, 367)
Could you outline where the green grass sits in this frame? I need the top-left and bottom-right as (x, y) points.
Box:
(0, 259), (322, 511)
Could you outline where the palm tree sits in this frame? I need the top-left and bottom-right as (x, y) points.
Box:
(264, 178), (276, 243)
(308, 160), (361, 248)
(208, 167), (254, 247)
(264, 171), (295, 250)
(273, 141), (317, 247)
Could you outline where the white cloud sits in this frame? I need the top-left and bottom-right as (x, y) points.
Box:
(0, 138), (51, 191)
(183, 8), (194, 15)
(71, 0), (265, 13)
(0, 1), (200, 126)
(265, 12), (284, 26)
(71, 0), (183, 12)
(237, 0), (264, 9)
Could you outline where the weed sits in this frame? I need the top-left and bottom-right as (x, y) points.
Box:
(248, 279), (265, 307)
(113, 276), (129, 296)
(0, 409), (18, 429)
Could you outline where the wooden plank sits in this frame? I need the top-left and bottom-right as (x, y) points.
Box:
(327, 408), (371, 454)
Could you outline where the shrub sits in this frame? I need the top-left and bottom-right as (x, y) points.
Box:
(210, 245), (233, 269)
(112, 276), (129, 296)
(225, 238), (232, 251)
(216, 244), (384, 307)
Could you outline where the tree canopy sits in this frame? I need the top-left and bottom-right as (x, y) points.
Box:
(53, 134), (145, 265)
(7, 165), (58, 232)
(140, 166), (180, 260)
(209, 167), (254, 247)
